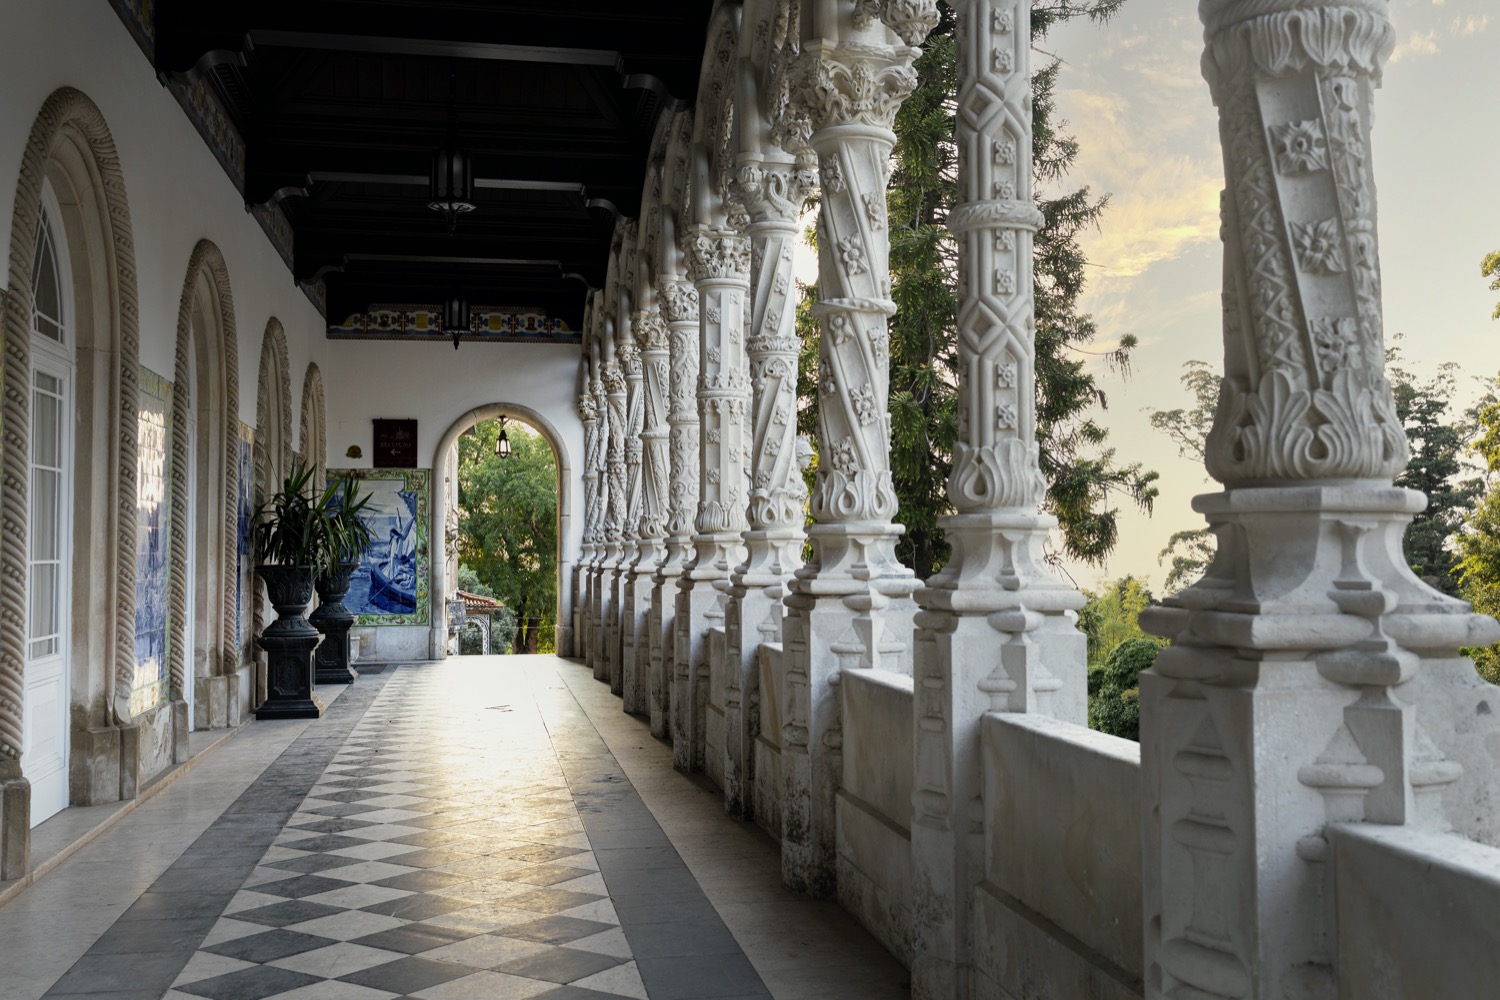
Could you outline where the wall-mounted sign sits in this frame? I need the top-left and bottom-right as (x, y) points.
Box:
(372, 419), (418, 468)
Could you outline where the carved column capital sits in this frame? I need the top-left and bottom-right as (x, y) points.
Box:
(657, 276), (700, 324)
(619, 343), (642, 377)
(578, 392), (599, 422)
(633, 310), (669, 352)
(683, 228), (752, 283)
(600, 361), (625, 395)
(733, 162), (818, 226)
(792, 39), (921, 134)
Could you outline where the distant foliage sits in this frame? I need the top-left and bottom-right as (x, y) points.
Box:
(1088, 637), (1158, 741)
(1078, 575), (1164, 669)
(1456, 376), (1500, 683)
(457, 421), (558, 654)
(1483, 249), (1500, 321)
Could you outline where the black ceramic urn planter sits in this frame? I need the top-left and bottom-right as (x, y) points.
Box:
(311, 562), (358, 685)
(254, 564), (326, 720)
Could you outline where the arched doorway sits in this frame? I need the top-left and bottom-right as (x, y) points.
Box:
(428, 404), (574, 658)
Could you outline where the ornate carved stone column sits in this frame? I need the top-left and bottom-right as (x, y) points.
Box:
(778, 1), (935, 896)
(651, 276), (701, 740)
(625, 309), (670, 717)
(613, 337), (643, 695)
(673, 226), (752, 774)
(576, 360), (601, 668)
(722, 158), (816, 818)
(1137, 4), (1500, 998)
(599, 353), (627, 679)
(905, 2), (1083, 994)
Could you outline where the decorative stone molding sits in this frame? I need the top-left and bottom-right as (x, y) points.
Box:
(169, 240), (240, 709)
(299, 363), (327, 489)
(3, 87), (144, 763)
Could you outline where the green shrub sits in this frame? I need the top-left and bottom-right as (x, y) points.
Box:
(1088, 637), (1160, 742)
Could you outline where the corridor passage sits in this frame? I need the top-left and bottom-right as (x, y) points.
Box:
(0, 658), (908, 1000)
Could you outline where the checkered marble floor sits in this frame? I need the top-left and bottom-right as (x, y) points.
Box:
(165, 668), (647, 1000)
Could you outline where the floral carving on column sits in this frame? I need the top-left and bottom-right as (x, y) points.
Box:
(658, 276), (701, 573)
(601, 360), (626, 548)
(736, 162), (816, 537)
(621, 341), (645, 548)
(684, 227), (753, 565)
(793, 36), (918, 536)
(1201, 0), (1406, 486)
(579, 386), (602, 552)
(635, 310), (672, 547)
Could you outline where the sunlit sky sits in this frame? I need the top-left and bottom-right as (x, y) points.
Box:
(1043, 0), (1500, 592)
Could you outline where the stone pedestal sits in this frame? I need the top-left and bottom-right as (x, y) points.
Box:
(254, 566), (326, 721)
(311, 565), (357, 685)
(0, 768), (29, 881)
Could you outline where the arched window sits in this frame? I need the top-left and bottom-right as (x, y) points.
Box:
(25, 185), (76, 825)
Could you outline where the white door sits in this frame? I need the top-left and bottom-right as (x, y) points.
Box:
(25, 195), (73, 826)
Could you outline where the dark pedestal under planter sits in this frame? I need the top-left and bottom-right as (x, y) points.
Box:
(311, 563), (358, 685)
(255, 564), (326, 720)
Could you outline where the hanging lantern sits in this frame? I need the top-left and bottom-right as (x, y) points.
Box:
(428, 147), (475, 232)
(496, 418), (512, 459)
(428, 64), (476, 232)
(445, 291), (470, 349)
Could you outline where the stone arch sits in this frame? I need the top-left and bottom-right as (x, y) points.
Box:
(169, 240), (240, 718)
(299, 363), (327, 488)
(1, 88), (141, 843)
(689, 4), (743, 229)
(427, 403), (574, 658)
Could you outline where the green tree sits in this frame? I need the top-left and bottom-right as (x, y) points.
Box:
(1087, 637), (1157, 741)
(457, 421), (558, 653)
(1387, 352), (1481, 596)
(1456, 377), (1500, 683)
(795, 0), (1155, 577)
(1077, 575), (1163, 668)
(1483, 249), (1500, 321)
(1146, 360), (1220, 591)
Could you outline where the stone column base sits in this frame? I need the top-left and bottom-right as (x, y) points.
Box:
(0, 774), (31, 880)
(71, 724), (140, 806)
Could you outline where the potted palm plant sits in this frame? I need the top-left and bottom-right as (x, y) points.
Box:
(311, 475), (374, 685)
(253, 460), (332, 719)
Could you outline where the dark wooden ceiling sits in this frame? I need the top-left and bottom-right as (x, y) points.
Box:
(148, 1), (713, 331)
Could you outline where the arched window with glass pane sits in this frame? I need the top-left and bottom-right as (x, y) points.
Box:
(25, 186), (75, 826)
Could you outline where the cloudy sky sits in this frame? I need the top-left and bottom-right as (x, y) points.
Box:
(1042, 0), (1500, 592)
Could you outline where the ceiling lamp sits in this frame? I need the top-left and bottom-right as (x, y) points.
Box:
(444, 290), (470, 349)
(428, 65), (475, 232)
(496, 418), (512, 460)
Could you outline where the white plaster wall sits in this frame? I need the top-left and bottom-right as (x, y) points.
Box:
(0, 1), (323, 430)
